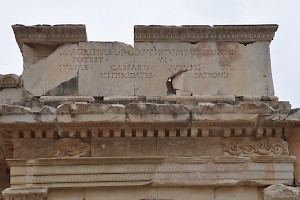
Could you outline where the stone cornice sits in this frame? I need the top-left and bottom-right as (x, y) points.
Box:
(12, 24), (87, 53)
(134, 24), (278, 43)
(1, 120), (299, 129)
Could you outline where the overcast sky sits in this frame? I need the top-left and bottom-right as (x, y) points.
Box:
(0, 0), (299, 108)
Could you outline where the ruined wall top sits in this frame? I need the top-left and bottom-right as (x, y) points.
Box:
(134, 25), (278, 42)
(12, 24), (87, 54)
(0, 24), (280, 104)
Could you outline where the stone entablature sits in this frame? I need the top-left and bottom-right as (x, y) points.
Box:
(7, 156), (294, 188)
(8, 24), (276, 98)
(134, 25), (278, 43)
(12, 24), (87, 54)
(1, 23), (300, 200)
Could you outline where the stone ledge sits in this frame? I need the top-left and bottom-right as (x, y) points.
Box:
(0, 75), (20, 89)
(12, 24), (87, 53)
(0, 121), (287, 139)
(134, 24), (278, 42)
(7, 156), (294, 187)
(39, 96), (95, 103)
(2, 187), (48, 200)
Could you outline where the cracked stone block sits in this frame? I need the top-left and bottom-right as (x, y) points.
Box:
(78, 42), (135, 96)
(22, 44), (79, 96)
(191, 41), (274, 96)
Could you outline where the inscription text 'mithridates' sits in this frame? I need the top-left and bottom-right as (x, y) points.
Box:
(100, 64), (154, 79)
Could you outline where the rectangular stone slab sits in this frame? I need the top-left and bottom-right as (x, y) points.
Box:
(20, 25), (277, 97)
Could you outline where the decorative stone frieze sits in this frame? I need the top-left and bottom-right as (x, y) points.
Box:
(222, 138), (288, 156)
(53, 138), (90, 158)
(39, 96), (95, 103)
(12, 24), (87, 54)
(0, 75), (20, 89)
(134, 25), (278, 43)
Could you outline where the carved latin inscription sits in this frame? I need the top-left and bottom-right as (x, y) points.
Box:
(58, 44), (236, 79)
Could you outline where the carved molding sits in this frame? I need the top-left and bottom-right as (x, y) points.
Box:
(39, 96), (94, 103)
(53, 138), (90, 158)
(222, 138), (288, 156)
(12, 24), (87, 53)
(0, 74), (20, 89)
(134, 25), (278, 42)
(146, 95), (235, 102)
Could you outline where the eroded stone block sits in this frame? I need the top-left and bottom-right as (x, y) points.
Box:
(0, 88), (22, 106)
(263, 184), (299, 200)
(19, 25), (277, 97)
(13, 139), (54, 159)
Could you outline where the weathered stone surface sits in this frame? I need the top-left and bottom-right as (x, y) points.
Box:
(0, 74), (20, 88)
(1, 23), (299, 200)
(12, 24), (87, 54)
(8, 156), (294, 187)
(2, 187), (48, 200)
(91, 138), (157, 157)
(0, 105), (31, 115)
(48, 189), (86, 200)
(13, 139), (54, 159)
(263, 184), (300, 200)
(54, 138), (90, 158)
(92, 138), (222, 157)
(125, 103), (190, 122)
(57, 103), (125, 114)
(156, 138), (222, 156)
(39, 96), (95, 103)
(19, 25), (277, 97)
(0, 88), (22, 106)
(134, 25), (278, 43)
(287, 132), (300, 185)
(22, 44), (79, 96)
(125, 102), (190, 113)
(78, 42), (136, 96)
(56, 103), (125, 122)
(215, 187), (259, 200)
(192, 101), (276, 121)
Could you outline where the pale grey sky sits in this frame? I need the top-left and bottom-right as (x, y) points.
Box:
(1, 0), (299, 107)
